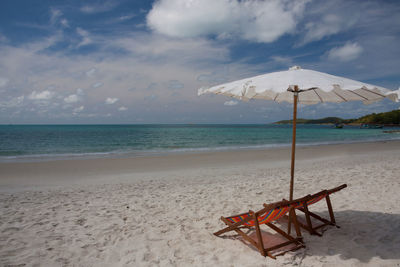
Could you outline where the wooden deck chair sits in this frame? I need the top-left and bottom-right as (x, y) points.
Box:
(286, 184), (347, 236)
(214, 198), (306, 259)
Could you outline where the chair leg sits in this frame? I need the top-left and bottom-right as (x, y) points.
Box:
(287, 213), (292, 235)
(325, 194), (337, 226)
(302, 202), (322, 236)
(253, 212), (266, 257)
(290, 208), (303, 239)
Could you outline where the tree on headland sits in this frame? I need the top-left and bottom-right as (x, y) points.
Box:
(274, 109), (400, 125)
(355, 110), (400, 125)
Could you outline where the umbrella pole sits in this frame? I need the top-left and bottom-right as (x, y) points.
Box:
(288, 85), (299, 235)
(290, 85), (299, 201)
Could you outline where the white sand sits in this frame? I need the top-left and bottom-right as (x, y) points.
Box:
(1, 141), (399, 266)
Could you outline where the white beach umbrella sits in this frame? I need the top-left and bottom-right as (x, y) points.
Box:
(198, 66), (399, 201)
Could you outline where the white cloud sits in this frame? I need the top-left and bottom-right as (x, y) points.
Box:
(80, 2), (117, 14)
(303, 14), (344, 44)
(86, 68), (97, 77)
(73, 106), (84, 113)
(0, 96), (24, 108)
(60, 19), (69, 28)
(92, 82), (103, 88)
(270, 56), (293, 66)
(144, 94), (157, 101)
(28, 90), (55, 100)
(105, 97), (119, 104)
(0, 77), (9, 87)
(147, 0), (308, 43)
(76, 27), (92, 47)
(64, 94), (80, 103)
(113, 33), (229, 62)
(50, 8), (69, 28)
(146, 82), (158, 90)
(327, 42), (363, 62)
(0, 30), (245, 122)
(0, 33), (8, 43)
(118, 14), (136, 21)
(118, 106), (128, 111)
(50, 8), (62, 25)
(76, 88), (84, 96)
(166, 80), (184, 90)
(224, 100), (238, 106)
(298, 1), (369, 45)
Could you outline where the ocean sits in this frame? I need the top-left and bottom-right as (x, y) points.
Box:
(1, 124), (399, 162)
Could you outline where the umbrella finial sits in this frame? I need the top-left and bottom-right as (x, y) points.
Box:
(289, 66), (301, 71)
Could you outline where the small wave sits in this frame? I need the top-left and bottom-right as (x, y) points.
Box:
(1, 135), (399, 163)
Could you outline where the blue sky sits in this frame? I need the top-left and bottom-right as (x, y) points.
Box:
(0, 0), (399, 124)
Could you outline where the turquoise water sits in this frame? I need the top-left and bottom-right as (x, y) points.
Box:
(0, 124), (399, 162)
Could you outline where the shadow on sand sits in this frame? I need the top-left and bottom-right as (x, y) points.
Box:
(218, 210), (400, 262)
(303, 210), (400, 262)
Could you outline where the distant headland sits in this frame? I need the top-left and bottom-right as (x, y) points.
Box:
(274, 109), (400, 126)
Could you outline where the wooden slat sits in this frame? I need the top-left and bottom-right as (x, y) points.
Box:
(327, 184), (347, 195)
(272, 243), (305, 257)
(265, 240), (298, 252)
(297, 208), (333, 225)
(214, 215), (253, 236)
(220, 217), (259, 248)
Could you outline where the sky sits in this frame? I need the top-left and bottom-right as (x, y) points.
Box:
(0, 0), (399, 124)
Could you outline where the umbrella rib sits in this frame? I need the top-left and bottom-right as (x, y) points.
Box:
(333, 91), (347, 102)
(313, 89), (323, 103)
(361, 88), (386, 98)
(348, 90), (369, 100)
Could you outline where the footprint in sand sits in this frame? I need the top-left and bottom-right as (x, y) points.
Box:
(1, 226), (21, 234)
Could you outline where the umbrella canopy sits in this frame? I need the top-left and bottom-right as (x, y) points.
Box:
(198, 66), (399, 203)
(198, 66), (399, 105)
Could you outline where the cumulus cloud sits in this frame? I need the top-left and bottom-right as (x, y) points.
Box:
(29, 90), (55, 100)
(0, 29), (245, 122)
(147, 0), (308, 43)
(105, 97), (119, 104)
(64, 94), (80, 103)
(224, 100), (238, 106)
(327, 42), (363, 62)
(118, 106), (128, 111)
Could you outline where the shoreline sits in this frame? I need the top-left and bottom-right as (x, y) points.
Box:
(1, 136), (399, 164)
(1, 140), (399, 191)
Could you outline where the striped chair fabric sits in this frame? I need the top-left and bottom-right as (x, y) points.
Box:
(226, 205), (291, 226)
(226, 193), (327, 227)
